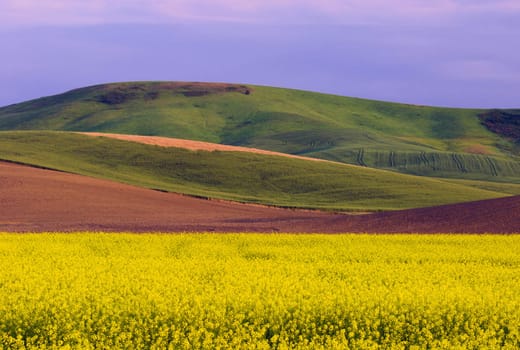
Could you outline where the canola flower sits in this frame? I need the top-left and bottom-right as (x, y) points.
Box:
(0, 233), (519, 349)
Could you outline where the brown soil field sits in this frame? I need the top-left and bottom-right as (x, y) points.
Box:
(1, 161), (518, 233)
(78, 132), (333, 164)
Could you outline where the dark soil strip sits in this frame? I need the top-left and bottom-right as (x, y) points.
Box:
(1, 162), (518, 233)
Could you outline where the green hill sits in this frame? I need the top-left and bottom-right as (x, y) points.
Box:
(1, 82), (518, 182)
(0, 131), (515, 211)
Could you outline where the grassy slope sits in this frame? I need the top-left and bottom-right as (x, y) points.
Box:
(439, 178), (520, 195)
(0, 82), (518, 182)
(0, 131), (511, 211)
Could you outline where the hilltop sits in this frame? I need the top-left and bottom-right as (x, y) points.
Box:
(1, 81), (519, 182)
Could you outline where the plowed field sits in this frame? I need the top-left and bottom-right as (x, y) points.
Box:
(1, 161), (518, 233)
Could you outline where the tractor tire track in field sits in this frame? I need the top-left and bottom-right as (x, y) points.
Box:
(357, 148), (367, 167)
(486, 157), (499, 177)
(451, 153), (468, 173)
(419, 152), (430, 167)
(388, 151), (396, 168)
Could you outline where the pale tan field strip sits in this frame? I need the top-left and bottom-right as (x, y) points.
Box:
(79, 132), (335, 163)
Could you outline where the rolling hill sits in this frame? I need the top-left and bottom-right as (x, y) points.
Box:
(1, 82), (519, 183)
(2, 161), (518, 233)
(0, 131), (514, 211)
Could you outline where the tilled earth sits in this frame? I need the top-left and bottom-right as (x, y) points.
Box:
(1, 161), (518, 233)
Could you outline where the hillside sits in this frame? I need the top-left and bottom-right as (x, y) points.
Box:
(77, 132), (335, 163)
(1, 82), (519, 182)
(80, 131), (520, 196)
(2, 161), (518, 233)
(0, 131), (512, 211)
(0, 161), (336, 233)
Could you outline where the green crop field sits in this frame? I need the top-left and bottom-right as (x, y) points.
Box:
(1, 82), (519, 182)
(0, 131), (515, 211)
(320, 148), (520, 183)
(1, 233), (519, 349)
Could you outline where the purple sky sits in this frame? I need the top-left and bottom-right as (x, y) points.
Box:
(1, 0), (519, 108)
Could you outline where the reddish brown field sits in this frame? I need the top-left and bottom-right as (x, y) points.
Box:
(1, 161), (518, 233)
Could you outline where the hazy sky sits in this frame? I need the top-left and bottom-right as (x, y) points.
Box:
(1, 0), (519, 108)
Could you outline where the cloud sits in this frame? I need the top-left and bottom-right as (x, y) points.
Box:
(437, 59), (520, 82)
(0, 0), (156, 27)
(2, 0), (520, 27)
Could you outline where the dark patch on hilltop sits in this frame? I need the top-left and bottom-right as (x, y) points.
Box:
(479, 109), (520, 142)
(95, 82), (252, 105)
(97, 90), (138, 104)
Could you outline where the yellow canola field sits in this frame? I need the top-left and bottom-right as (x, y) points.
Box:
(0, 233), (519, 349)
